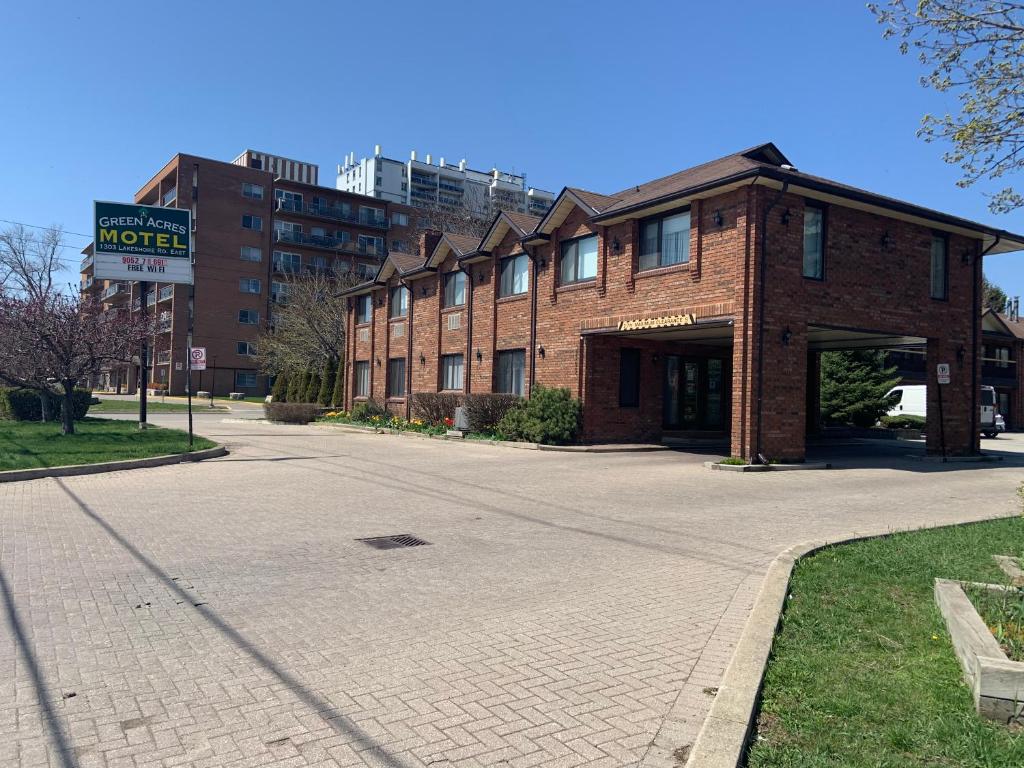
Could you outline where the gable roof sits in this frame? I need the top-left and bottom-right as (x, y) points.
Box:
(531, 186), (623, 237)
(426, 232), (482, 268)
(477, 211), (541, 256)
(376, 249), (429, 282)
(983, 308), (1024, 340)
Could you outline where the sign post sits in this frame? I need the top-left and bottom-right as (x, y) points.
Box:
(936, 363), (951, 461)
(93, 201), (192, 429)
(188, 347), (207, 451)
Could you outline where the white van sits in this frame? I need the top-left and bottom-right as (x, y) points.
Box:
(886, 384), (999, 438)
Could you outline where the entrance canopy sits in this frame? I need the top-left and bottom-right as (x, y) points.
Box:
(807, 325), (926, 352)
(582, 317), (734, 346)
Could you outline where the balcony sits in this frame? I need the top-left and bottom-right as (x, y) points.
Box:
(274, 198), (388, 230)
(80, 276), (94, 291)
(156, 350), (171, 365)
(157, 311), (172, 333)
(102, 283), (126, 300)
(438, 181), (464, 194)
(158, 285), (174, 302)
(274, 230), (387, 259)
(162, 186), (177, 207)
(80, 254), (94, 272)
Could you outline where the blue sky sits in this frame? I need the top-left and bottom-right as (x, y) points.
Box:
(1, 0), (1021, 296)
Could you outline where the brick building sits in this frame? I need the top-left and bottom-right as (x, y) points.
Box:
(81, 150), (414, 396)
(342, 143), (1023, 461)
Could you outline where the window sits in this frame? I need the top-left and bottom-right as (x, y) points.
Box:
(387, 358), (407, 398)
(443, 271), (466, 307)
(392, 239), (405, 251)
(236, 341), (257, 357)
(441, 354), (464, 391)
(356, 294), (372, 324)
(271, 281), (289, 304)
(496, 350), (526, 396)
(241, 182), (263, 200)
(930, 234), (948, 299)
(391, 212), (409, 227)
(238, 309), (260, 325)
(273, 251), (301, 273)
(559, 234), (598, 284)
(239, 278), (261, 294)
(274, 189), (303, 210)
(354, 361), (370, 397)
(802, 204), (824, 279)
(356, 263), (377, 281)
(619, 348), (641, 407)
(241, 215), (262, 231)
(274, 220), (301, 237)
(235, 372), (258, 388)
(639, 210), (690, 271)
(240, 245), (262, 262)
(389, 285), (409, 318)
(359, 205), (385, 225)
(358, 235), (384, 255)
(499, 254), (529, 297)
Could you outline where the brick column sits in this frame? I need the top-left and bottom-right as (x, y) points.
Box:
(926, 337), (979, 456)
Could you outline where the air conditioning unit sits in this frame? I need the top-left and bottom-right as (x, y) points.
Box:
(447, 313), (461, 330)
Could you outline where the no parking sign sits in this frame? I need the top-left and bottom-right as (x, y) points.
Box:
(190, 347), (207, 371)
(936, 363), (950, 385)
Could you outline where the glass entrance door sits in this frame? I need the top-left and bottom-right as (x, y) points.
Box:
(663, 356), (726, 430)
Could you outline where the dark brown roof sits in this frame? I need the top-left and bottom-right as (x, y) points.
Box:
(390, 250), (426, 274)
(566, 187), (621, 213)
(443, 233), (482, 256)
(599, 144), (784, 215)
(503, 211), (541, 234)
(995, 311), (1024, 340)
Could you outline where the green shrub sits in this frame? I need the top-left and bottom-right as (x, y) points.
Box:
(497, 385), (580, 445)
(305, 369), (322, 403)
(719, 456), (748, 465)
(464, 393), (521, 433)
(331, 358), (345, 407)
(411, 392), (462, 425)
(0, 387), (92, 422)
(286, 369), (304, 402)
(264, 402), (320, 424)
(880, 413), (926, 430)
(271, 372), (288, 402)
(318, 360), (336, 406)
(351, 399), (386, 422)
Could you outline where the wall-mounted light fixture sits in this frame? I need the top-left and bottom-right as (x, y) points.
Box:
(421, 286), (428, 296)
(961, 249), (971, 265)
(612, 237), (622, 254)
(479, 270), (485, 283)
(713, 209), (723, 227)
(782, 327), (793, 346)
(538, 257), (547, 269)
(781, 209), (791, 226)
(957, 344), (966, 368)
(419, 353), (426, 366)
(652, 353), (660, 365)
(475, 348), (482, 362)
(880, 232), (892, 250)
(538, 346), (545, 359)
(375, 357), (382, 366)
(377, 297), (384, 307)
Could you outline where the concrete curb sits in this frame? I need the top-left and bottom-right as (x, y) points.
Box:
(314, 422), (674, 453)
(0, 445), (228, 483)
(704, 461), (832, 472)
(681, 514), (1017, 768)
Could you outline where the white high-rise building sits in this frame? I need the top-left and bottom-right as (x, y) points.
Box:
(336, 145), (555, 218)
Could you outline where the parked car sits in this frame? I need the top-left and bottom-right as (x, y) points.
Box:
(886, 384), (999, 438)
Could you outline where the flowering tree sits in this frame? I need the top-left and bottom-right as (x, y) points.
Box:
(0, 293), (153, 434)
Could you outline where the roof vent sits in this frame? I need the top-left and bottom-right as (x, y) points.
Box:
(780, 164), (798, 171)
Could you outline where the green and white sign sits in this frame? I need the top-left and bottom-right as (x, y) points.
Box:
(93, 201), (193, 284)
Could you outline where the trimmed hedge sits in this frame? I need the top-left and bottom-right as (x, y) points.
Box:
(464, 393), (521, 433)
(351, 399), (386, 421)
(264, 402), (320, 424)
(880, 413), (926, 430)
(411, 392), (462, 425)
(0, 387), (93, 422)
(497, 385), (580, 445)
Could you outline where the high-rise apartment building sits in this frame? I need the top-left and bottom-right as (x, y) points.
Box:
(336, 145), (555, 218)
(80, 150), (414, 397)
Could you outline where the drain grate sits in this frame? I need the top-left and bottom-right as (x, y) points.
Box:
(356, 534), (431, 550)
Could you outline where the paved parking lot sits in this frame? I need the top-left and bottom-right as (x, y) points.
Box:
(2, 416), (1022, 768)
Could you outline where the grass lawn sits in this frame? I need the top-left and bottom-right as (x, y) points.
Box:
(0, 418), (216, 471)
(90, 399), (227, 414)
(747, 517), (1024, 768)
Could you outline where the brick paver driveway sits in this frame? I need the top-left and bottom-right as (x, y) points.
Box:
(2, 415), (1022, 768)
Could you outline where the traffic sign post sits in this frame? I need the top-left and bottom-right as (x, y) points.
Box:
(936, 363), (950, 460)
(187, 347), (207, 451)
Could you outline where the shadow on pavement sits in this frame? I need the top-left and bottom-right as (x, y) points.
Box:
(53, 479), (418, 768)
(0, 568), (78, 768)
(806, 436), (1024, 471)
